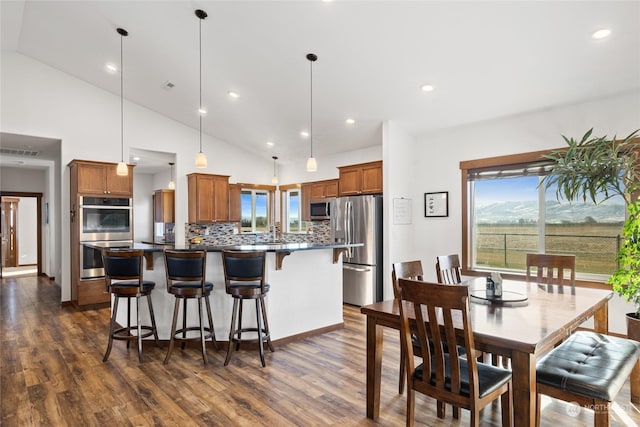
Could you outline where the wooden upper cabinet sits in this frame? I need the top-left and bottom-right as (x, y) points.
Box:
(228, 184), (242, 222)
(70, 159), (133, 196)
(301, 183), (311, 222)
(153, 189), (174, 223)
(338, 161), (382, 196)
(310, 179), (339, 200)
(187, 173), (230, 223)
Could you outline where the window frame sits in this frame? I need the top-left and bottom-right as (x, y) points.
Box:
(240, 187), (271, 233)
(460, 148), (614, 289)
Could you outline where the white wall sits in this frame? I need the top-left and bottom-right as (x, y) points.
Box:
(1, 51), (277, 301)
(402, 90), (640, 334)
(382, 121), (417, 301)
(16, 197), (37, 265)
(1, 163), (56, 277)
(279, 144), (382, 184)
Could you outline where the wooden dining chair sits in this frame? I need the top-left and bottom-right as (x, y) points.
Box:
(397, 278), (513, 427)
(435, 254), (462, 284)
(392, 261), (424, 395)
(525, 253), (576, 288)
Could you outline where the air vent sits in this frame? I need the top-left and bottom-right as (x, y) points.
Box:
(0, 147), (39, 157)
(162, 81), (175, 90)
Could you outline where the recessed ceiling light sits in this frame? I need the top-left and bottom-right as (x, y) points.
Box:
(105, 63), (118, 73)
(133, 156), (141, 161)
(592, 28), (611, 40)
(266, 141), (274, 147)
(345, 118), (355, 125)
(421, 84), (434, 92)
(228, 91), (240, 99)
(300, 131), (310, 138)
(198, 108), (207, 115)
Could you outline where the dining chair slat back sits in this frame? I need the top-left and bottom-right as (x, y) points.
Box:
(525, 253), (576, 288)
(397, 278), (513, 426)
(435, 254), (462, 285)
(392, 260), (424, 395)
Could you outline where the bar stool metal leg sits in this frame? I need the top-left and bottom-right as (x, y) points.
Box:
(204, 295), (219, 350)
(104, 296), (119, 362)
(164, 297), (181, 364)
(147, 294), (160, 346)
(255, 298), (265, 367)
(224, 298), (239, 366)
(136, 294), (143, 363)
(259, 295), (274, 352)
(198, 297), (208, 365)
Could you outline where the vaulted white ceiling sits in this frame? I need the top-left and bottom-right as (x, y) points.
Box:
(2, 1), (639, 167)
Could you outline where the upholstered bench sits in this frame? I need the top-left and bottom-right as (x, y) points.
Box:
(536, 331), (640, 427)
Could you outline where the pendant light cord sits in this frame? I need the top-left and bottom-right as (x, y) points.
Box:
(309, 58), (313, 158)
(120, 31), (124, 163)
(199, 15), (203, 153)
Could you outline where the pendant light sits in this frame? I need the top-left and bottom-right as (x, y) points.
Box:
(116, 28), (129, 176)
(195, 9), (208, 168)
(168, 162), (175, 189)
(271, 156), (279, 184)
(306, 53), (318, 172)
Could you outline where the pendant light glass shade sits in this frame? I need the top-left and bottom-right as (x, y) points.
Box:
(271, 156), (279, 184)
(195, 9), (208, 168)
(116, 28), (129, 176)
(306, 156), (317, 172)
(195, 151), (207, 168)
(306, 53), (318, 172)
(168, 162), (175, 189)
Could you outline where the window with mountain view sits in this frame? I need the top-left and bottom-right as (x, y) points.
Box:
(241, 189), (269, 233)
(463, 152), (625, 280)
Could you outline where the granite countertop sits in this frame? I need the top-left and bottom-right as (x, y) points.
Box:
(86, 241), (362, 253)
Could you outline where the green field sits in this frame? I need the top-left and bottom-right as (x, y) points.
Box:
(475, 223), (623, 274)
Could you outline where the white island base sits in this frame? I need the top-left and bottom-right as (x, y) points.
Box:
(114, 247), (345, 344)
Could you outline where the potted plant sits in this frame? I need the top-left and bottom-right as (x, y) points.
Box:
(543, 128), (640, 337)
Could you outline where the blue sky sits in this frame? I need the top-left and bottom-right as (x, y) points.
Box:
(475, 176), (625, 207)
(241, 193), (268, 218)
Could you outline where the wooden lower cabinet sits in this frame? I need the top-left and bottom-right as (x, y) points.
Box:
(77, 278), (110, 305)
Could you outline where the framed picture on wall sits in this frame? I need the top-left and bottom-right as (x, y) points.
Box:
(424, 191), (448, 217)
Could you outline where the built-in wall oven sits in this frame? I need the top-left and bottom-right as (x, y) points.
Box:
(79, 196), (133, 241)
(79, 196), (133, 279)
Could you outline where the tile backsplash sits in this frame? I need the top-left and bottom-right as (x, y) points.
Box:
(185, 221), (333, 246)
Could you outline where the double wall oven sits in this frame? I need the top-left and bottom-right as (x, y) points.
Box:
(79, 196), (133, 279)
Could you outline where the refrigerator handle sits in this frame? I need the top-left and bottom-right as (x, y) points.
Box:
(343, 264), (371, 273)
(346, 201), (354, 258)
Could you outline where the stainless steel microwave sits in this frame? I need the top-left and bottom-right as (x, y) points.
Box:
(310, 199), (334, 220)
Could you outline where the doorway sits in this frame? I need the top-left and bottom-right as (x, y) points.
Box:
(0, 192), (42, 278)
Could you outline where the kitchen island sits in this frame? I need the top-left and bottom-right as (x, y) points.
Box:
(102, 242), (361, 343)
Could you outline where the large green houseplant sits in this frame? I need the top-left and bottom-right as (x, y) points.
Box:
(543, 128), (640, 327)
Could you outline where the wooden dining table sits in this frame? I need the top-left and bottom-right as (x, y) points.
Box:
(360, 277), (613, 426)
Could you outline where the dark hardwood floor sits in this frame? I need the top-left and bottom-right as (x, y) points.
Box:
(2, 275), (640, 426)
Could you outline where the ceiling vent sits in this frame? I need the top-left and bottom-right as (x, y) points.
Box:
(0, 147), (40, 157)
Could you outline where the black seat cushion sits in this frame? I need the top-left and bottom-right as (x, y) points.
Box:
(170, 281), (214, 291)
(414, 354), (511, 398)
(111, 280), (155, 292)
(536, 331), (640, 401)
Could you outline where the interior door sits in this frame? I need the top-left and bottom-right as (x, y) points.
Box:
(1, 198), (19, 268)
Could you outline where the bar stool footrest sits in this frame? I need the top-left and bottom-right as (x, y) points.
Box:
(171, 326), (215, 342)
(112, 325), (156, 341)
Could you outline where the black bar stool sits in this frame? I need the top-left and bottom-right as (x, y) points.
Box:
(163, 249), (218, 365)
(102, 248), (159, 363)
(221, 250), (274, 367)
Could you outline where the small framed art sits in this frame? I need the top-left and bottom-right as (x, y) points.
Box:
(424, 191), (448, 217)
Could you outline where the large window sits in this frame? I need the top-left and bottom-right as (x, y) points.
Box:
(462, 151), (625, 281)
(283, 189), (306, 233)
(241, 189), (269, 233)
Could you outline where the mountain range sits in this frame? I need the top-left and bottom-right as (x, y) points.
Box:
(476, 200), (625, 224)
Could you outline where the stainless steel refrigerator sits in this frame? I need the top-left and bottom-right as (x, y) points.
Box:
(332, 195), (383, 306)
